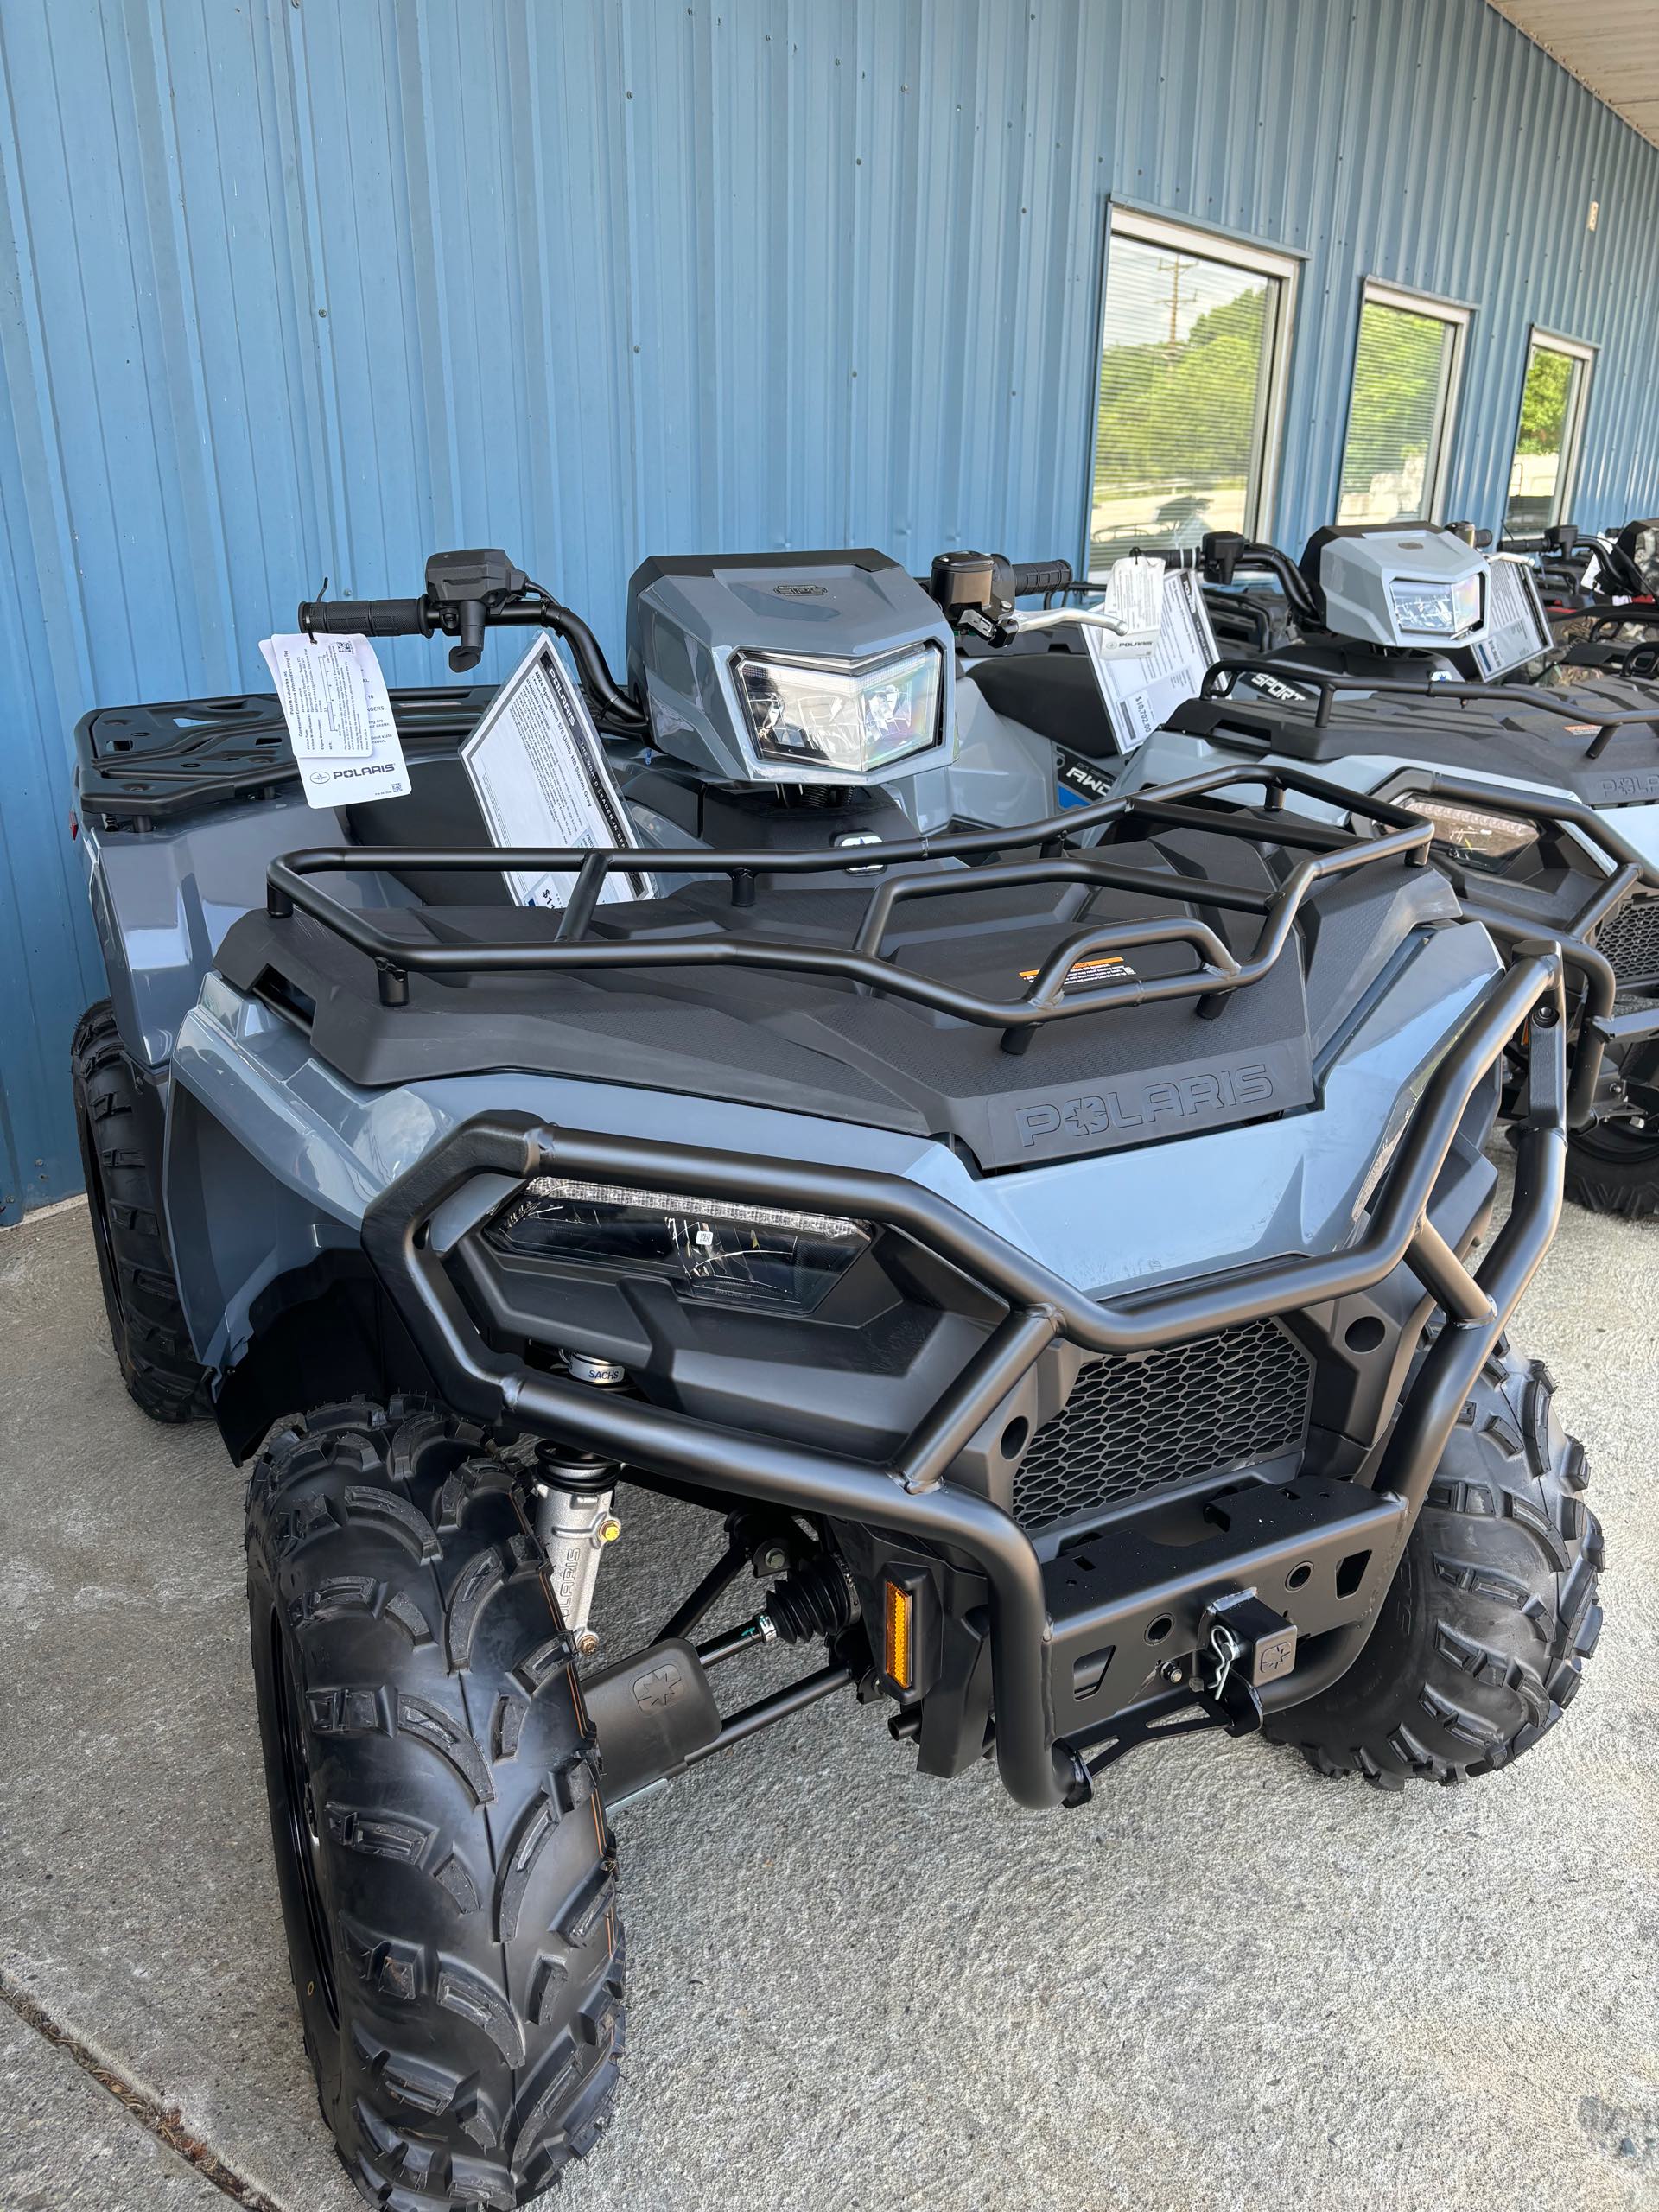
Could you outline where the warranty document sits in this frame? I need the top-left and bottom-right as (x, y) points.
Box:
(461, 635), (653, 907)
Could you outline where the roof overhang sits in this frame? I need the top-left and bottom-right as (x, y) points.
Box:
(1488, 2), (1659, 149)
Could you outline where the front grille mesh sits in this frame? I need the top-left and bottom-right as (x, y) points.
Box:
(1596, 896), (1659, 988)
(1011, 1318), (1313, 1534)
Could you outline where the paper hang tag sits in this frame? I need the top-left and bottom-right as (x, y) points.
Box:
(1097, 554), (1166, 643)
(1083, 567), (1222, 754)
(258, 632), (411, 808)
(461, 633), (654, 908)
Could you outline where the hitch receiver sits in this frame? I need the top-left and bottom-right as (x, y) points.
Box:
(1197, 1589), (1300, 1732)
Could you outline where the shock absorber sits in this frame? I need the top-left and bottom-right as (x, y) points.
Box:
(530, 1352), (628, 1656)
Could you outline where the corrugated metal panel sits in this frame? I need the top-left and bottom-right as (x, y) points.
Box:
(4, 0), (1659, 1215)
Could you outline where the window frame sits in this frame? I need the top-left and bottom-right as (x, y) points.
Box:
(1503, 326), (1596, 534)
(1083, 207), (1301, 575)
(1336, 279), (1473, 527)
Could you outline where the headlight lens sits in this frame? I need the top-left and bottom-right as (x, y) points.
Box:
(1388, 574), (1484, 639)
(1398, 793), (1536, 873)
(734, 643), (942, 774)
(486, 1178), (872, 1312)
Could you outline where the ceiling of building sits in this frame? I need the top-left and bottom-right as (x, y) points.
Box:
(1489, 2), (1659, 148)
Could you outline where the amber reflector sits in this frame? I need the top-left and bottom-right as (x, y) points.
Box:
(883, 1580), (914, 1692)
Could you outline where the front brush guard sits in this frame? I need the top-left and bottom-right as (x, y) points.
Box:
(360, 953), (1567, 1811)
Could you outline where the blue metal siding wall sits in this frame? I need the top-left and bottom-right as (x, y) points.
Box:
(3, 0), (1658, 1217)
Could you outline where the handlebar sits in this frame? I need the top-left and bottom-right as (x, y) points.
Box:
(1198, 534), (1322, 626)
(302, 596), (430, 640)
(297, 548), (649, 734)
(1009, 558), (1074, 598)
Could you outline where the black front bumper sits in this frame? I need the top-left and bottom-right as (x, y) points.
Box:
(360, 953), (1567, 1811)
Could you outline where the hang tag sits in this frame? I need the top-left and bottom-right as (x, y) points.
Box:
(461, 634), (654, 907)
(1084, 569), (1222, 753)
(258, 632), (411, 808)
(1098, 554), (1165, 641)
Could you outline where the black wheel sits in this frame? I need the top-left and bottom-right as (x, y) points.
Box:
(71, 999), (213, 1421)
(1564, 1117), (1659, 1219)
(1265, 1344), (1602, 1789)
(246, 1399), (625, 2209)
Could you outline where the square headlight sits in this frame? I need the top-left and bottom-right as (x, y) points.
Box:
(734, 642), (943, 776)
(1388, 574), (1484, 639)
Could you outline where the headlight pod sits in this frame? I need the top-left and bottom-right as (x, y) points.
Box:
(734, 642), (943, 776)
(1398, 792), (1536, 873)
(486, 1178), (872, 1313)
(1388, 574), (1484, 639)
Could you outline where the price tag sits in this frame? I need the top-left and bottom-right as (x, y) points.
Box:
(461, 634), (654, 907)
(1471, 556), (1553, 680)
(258, 632), (411, 807)
(1084, 568), (1222, 752)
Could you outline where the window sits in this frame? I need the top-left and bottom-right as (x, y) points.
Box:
(1337, 283), (1471, 526)
(1503, 331), (1594, 535)
(1087, 211), (1298, 572)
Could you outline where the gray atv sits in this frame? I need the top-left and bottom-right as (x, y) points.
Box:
(73, 543), (1602, 2209)
(963, 523), (1659, 1217)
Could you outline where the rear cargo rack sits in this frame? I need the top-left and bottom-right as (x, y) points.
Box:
(1199, 656), (1659, 760)
(74, 685), (499, 829)
(264, 763), (1433, 1051)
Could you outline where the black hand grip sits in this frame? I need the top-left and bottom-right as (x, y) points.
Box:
(297, 596), (429, 639)
(1010, 558), (1074, 597)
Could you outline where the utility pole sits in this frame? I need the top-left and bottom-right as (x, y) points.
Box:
(1155, 253), (1192, 352)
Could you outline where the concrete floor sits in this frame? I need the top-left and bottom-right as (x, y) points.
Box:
(1, 1194), (1656, 2212)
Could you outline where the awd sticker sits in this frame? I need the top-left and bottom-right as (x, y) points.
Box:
(1055, 748), (1119, 809)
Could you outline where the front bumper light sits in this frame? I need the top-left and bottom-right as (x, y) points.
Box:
(486, 1178), (872, 1313)
(734, 643), (943, 775)
(1398, 792), (1535, 873)
(1388, 574), (1484, 639)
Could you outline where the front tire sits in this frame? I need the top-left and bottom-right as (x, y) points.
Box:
(72, 1001), (213, 1421)
(1565, 1117), (1659, 1220)
(246, 1399), (625, 2208)
(1265, 1345), (1602, 1788)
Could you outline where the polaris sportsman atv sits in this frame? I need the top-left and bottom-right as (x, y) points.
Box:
(73, 543), (1602, 2209)
(1498, 517), (1659, 682)
(962, 524), (1659, 1217)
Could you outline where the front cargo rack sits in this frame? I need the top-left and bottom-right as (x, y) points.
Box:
(1549, 614), (1659, 684)
(1198, 658), (1659, 760)
(264, 762), (1433, 1051)
(1184, 656), (1659, 1126)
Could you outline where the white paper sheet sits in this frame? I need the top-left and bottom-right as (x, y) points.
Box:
(1084, 567), (1221, 752)
(1096, 553), (1166, 642)
(258, 631), (411, 807)
(461, 633), (652, 907)
(1471, 556), (1553, 679)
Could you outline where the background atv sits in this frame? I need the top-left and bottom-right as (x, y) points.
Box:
(73, 543), (1601, 2209)
(962, 524), (1659, 1217)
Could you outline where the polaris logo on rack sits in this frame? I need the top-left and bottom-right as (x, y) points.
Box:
(1012, 1062), (1276, 1149)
